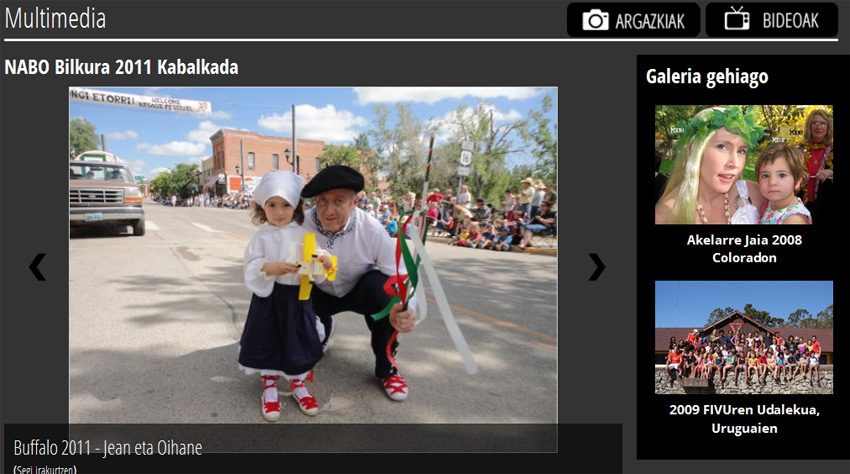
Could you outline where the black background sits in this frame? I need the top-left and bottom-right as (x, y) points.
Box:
(638, 54), (849, 460)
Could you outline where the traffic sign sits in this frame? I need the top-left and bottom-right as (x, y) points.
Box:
(458, 166), (470, 176)
(460, 150), (472, 166)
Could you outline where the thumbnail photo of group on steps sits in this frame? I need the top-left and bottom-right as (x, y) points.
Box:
(655, 281), (833, 395)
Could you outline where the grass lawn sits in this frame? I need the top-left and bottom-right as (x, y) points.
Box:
(658, 157), (758, 182)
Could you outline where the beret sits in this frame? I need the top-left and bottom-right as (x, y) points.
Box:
(253, 171), (303, 209)
(301, 165), (364, 198)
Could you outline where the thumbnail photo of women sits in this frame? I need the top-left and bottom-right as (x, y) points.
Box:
(654, 105), (834, 225)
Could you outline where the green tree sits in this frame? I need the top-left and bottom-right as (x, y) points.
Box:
(785, 305), (832, 329)
(817, 304), (834, 329)
(786, 309), (812, 328)
(742, 303), (781, 328)
(706, 306), (736, 326)
(69, 118), (100, 158)
(654, 105), (708, 158)
(522, 94), (557, 186)
(149, 164), (199, 199)
(441, 101), (526, 205)
(368, 103), (428, 198)
(319, 144), (364, 169)
(149, 172), (173, 197)
(508, 164), (536, 194)
(354, 132), (371, 152)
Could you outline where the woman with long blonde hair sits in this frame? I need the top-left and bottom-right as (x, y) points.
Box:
(655, 107), (766, 224)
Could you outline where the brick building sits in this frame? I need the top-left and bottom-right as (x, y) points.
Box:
(203, 129), (326, 195)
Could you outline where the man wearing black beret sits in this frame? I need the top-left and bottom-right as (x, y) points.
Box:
(301, 165), (417, 401)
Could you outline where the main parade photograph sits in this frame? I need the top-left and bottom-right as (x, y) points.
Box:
(68, 86), (557, 450)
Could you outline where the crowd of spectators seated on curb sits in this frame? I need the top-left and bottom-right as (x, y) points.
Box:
(161, 179), (556, 251)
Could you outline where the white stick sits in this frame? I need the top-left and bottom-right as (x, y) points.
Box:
(409, 220), (478, 374)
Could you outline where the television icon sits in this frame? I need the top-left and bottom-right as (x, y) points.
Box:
(724, 6), (750, 30)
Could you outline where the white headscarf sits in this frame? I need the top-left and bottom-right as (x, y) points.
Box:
(252, 171), (303, 208)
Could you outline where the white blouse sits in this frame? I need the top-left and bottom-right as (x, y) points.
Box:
(244, 222), (328, 298)
(302, 207), (419, 314)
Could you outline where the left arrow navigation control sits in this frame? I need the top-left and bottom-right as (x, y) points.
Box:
(30, 253), (46, 281)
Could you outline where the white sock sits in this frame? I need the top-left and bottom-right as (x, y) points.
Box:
(262, 378), (279, 402)
(284, 371), (313, 399)
(291, 381), (311, 399)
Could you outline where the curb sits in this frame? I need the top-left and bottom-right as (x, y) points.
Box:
(419, 235), (557, 257)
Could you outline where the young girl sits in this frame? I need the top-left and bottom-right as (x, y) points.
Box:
(757, 350), (768, 382)
(455, 222), (483, 248)
(701, 353), (713, 379)
(795, 351), (810, 380)
(808, 351), (820, 382)
(239, 171), (332, 422)
(734, 350), (748, 384)
(785, 352), (798, 380)
(721, 350), (736, 383)
(655, 107), (765, 224)
(746, 351), (759, 383)
(767, 351), (779, 381)
(776, 352), (786, 382)
(757, 144), (812, 224)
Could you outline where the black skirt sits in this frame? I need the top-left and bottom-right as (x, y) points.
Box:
(239, 283), (323, 376)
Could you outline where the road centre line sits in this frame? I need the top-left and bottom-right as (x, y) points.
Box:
(227, 232), (251, 241)
(192, 223), (223, 233)
(146, 221), (159, 231)
(426, 295), (557, 346)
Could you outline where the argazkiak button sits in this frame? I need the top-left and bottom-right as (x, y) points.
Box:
(567, 3), (700, 37)
(706, 3), (838, 37)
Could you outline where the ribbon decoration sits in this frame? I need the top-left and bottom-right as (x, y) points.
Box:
(370, 134), (478, 374)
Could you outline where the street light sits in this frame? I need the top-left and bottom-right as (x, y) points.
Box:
(235, 164), (244, 191)
(284, 148), (299, 174)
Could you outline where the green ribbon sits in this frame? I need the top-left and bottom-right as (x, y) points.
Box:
(371, 211), (430, 321)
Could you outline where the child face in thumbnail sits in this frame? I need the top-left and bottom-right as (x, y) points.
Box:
(699, 127), (748, 195)
(758, 156), (801, 210)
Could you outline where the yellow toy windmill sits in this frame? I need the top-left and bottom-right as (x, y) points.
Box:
(297, 232), (337, 300)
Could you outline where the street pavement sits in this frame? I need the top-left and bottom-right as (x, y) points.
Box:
(69, 201), (557, 425)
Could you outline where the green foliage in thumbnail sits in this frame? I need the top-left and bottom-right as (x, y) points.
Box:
(69, 118), (100, 158)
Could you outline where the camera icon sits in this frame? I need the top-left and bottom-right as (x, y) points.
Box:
(724, 6), (750, 30)
(582, 9), (610, 31)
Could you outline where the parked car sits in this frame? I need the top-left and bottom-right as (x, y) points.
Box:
(69, 160), (145, 235)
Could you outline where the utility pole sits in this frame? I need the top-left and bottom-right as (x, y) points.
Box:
(292, 104), (297, 175)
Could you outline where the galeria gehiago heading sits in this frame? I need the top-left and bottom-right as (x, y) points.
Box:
(646, 68), (770, 89)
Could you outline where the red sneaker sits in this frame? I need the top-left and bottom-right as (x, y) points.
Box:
(382, 373), (409, 401)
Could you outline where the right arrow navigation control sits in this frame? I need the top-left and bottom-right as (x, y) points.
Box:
(589, 253), (605, 281)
